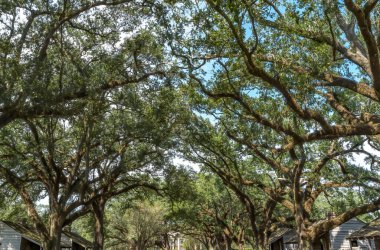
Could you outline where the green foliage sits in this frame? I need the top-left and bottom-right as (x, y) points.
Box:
(106, 199), (169, 250)
(0, 0), (380, 248)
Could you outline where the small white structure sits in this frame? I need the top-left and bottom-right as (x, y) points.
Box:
(268, 228), (298, 250)
(0, 221), (92, 250)
(0, 221), (43, 250)
(329, 218), (367, 249)
(269, 218), (369, 250)
(347, 218), (380, 250)
(168, 232), (184, 250)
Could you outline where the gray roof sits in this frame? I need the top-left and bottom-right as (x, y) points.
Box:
(1, 221), (91, 248)
(268, 228), (298, 244)
(64, 231), (93, 248)
(2, 221), (42, 245)
(284, 231), (298, 244)
(347, 218), (380, 239)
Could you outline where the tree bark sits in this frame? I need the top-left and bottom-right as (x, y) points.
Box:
(42, 239), (61, 250)
(42, 214), (63, 250)
(163, 233), (171, 250)
(298, 237), (313, 250)
(92, 196), (107, 250)
(222, 234), (232, 250)
(254, 246), (265, 250)
(257, 233), (267, 250)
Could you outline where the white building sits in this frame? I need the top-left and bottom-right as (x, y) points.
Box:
(269, 218), (369, 250)
(0, 221), (92, 250)
(347, 218), (380, 249)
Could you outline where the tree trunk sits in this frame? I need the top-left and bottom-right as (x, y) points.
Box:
(223, 235), (232, 250)
(42, 215), (63, 250)
(257, 231), (268, 250)
(294, 200), (312, 250)
(298, 237), (313, 250)
(92, 196), (107, 250)
(42, 237), (61, 250)
(202, 237), (211, 250)
(163, 233), (171, 250)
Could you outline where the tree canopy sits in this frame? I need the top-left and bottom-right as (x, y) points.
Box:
(1, 1), (380, 250)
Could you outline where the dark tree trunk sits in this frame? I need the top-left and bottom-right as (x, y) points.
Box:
(42, 239), (61, 250)
(222, 234), (232, 250)
(226, 238), (232, 250)
(254, 246), (265, 250)
(163, 233), (171, 250)
(298, 237), (313, 250)
(257, 233), (267, 250)
(92, 196), (106, 250)
(294, 190), (312, 250)
(42, 214), (63, 250)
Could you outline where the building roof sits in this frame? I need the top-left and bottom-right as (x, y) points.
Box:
(2, 221), (42, 245)
(284, 231), (298, 244)
(1, 221), (91, 248)
(347, 218), (380, 239)
(268, 228), (298, 244)
(63, 231), (93, 248)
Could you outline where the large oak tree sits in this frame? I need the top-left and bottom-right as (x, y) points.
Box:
(168, 0), (380, 249)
